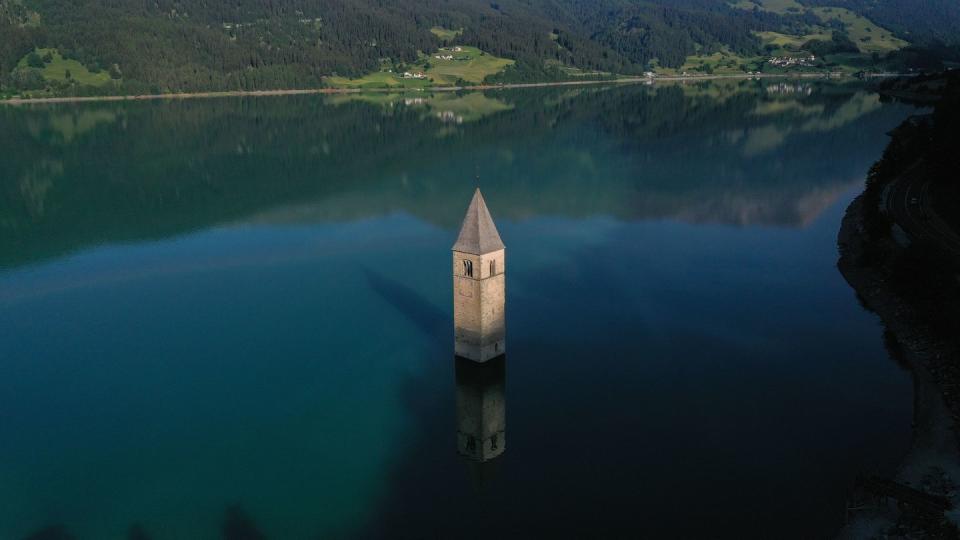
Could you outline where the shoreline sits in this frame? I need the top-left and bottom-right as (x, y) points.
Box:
(837, 193), (960, 536)
(0, 71), (856, 106)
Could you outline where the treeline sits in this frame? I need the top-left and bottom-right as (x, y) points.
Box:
(550, 0), (798, 69)
(3, 0), (440, 94)
(1, 0), (958, 96)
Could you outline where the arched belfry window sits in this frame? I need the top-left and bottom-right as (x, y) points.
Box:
(489, 260), (496, 276)
(463, 259), (473, 278)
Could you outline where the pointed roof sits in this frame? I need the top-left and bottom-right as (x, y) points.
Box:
(452, 188), (505, 255)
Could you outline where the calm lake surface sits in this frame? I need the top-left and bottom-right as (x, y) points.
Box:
(0, 81), (920, 539)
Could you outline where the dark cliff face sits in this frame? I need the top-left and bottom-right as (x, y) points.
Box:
(837, 197), (960, 539)
(839, 72), (960, 365)
(855, 74), (960, 338)
(835, 72), (960, 540)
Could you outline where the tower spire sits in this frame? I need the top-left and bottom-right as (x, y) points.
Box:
(452, 189), (505, 255)
(452, 189), (506, 363)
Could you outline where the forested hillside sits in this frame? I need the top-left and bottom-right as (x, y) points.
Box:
(0, 0), (957, 97)
(800, 0), (960, 45)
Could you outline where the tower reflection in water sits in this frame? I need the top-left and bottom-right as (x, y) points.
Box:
(456, 356), (506, 462)
(451, 188), (507, 463)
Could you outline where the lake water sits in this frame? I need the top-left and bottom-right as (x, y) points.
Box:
(0, 81), (920, 539)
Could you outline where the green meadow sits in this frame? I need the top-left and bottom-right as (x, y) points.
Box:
(17, 48), (112, 86)
(325, 71), (432, 89)
(429, 27), (462, 40)
(755, 30), (833, 50)
(731, 0), (804, 14)
(651, 48), (764, 75)
(733, 0), (908, 56)
(423, 46), (514, 84)
(810, 7), (908, 54)
(325, 46), (513, 88)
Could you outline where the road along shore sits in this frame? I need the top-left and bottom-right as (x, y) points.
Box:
(0, 71), (854, 106)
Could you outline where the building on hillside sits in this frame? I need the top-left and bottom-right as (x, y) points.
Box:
(767, 55), (817, 68)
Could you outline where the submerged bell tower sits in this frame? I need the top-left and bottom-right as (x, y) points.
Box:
(452, 188), (506, 362)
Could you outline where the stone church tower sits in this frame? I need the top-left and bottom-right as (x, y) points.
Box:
(452, 188), (505, 363)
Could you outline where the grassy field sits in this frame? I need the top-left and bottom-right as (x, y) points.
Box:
(325, 71), (433, 89)
(755, 30), (832, 50)
(810, 7), (908, 54)
(654, 49), (763, 75)
(651, 3), (906, 76)
(732, 0), (804, 14)
(545, 60), (613, 78)
(732, 0), (908, 56)
(653, 29), (891, 75)
(430, 27), (462, 40)
(17, 48), (112, 86)
(423, 46), (514, 84)
(325, 46), (512, 88)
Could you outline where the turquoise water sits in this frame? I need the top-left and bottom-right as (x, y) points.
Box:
(0, 81), (919, 538)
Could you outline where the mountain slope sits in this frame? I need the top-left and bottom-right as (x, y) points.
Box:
(0, 0), (954, 96)
(801, 0), (960, 45)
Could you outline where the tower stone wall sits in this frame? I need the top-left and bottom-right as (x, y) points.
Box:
(453, 249), (505, 361)
(452, 189), (506, 363)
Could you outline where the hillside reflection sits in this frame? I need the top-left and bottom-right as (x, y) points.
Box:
(0, 80), (914, 269)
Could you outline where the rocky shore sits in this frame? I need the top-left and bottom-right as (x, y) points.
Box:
(837, 192), (960, 538)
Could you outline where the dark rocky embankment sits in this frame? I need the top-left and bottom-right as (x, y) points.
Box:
(837, 72), (960, 538)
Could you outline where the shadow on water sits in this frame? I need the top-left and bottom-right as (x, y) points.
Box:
(23, 526), (74, 540)
(349, 220), (910, 538)
(364, 269), (447, 340)
(22, 507), (267, 540)
(222, 505), (267, 540)
(347, 355), (476, 539)
(355, 223), (513, 537)
(126, 524), (152, 540)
